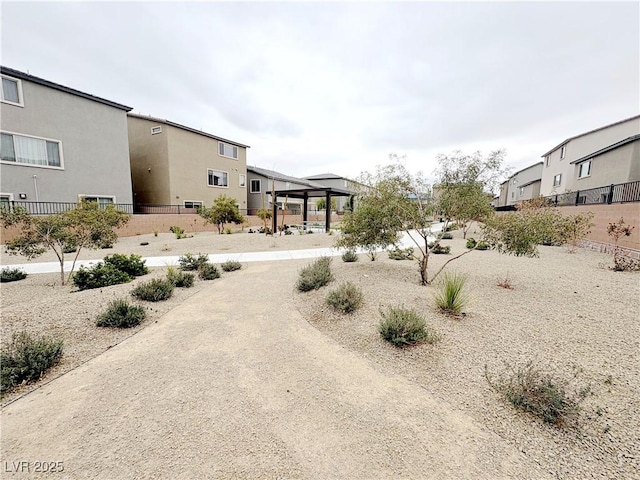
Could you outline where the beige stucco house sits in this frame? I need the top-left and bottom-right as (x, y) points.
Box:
(506, 162), (543, 206)
(540, 115), (640, 196)
(302, 173), (360, 212)
(127, 114), (249, 212)
(0, 66), (133, 209)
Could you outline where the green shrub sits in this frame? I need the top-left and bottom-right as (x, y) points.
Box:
(103, 253), (149, 277)
(434, 272), (468, 316)
(198, 263), (221, 280)
(440, 232), (453, 240)
(326, 282), (364, 313)
(62, 242), (77, 254)
(445, 222), (459, 231)
(1, 332), (63, 394)
(296, 257), (333, 292)
(178, 253), (209, 271)
(379, 306), (441, 347)
(166, 266), (195, 288)
(221, 260), (242, 272)
(466, 237), (477, 249)
(388, 246), (414, 260)
(486, 362), (590, 426)
(96, 299), (146, 328)
(1, 267), (27, 283)
(131, 278), (174, 301)
(170, 225), (185, 239)
(73, 263), (131, 291)
(431, 244), (451, 254)
(341, 250), (359, 262)
(475, 240), (490, 250)
(224, 227), (232, 234)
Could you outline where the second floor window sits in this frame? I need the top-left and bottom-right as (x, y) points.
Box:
(208, 169), (228, 187)
(1, 132), (62, 167)
(1, 76), (21, 105)
(519, 187), (525, 196)
(250, 179), (261, 193)
(219, 142), (238, 159)
(578, 161), (591, 178)
(560, 146), (566, 159)
(239, 174), (246, 187)
(553, 174), (562, 187)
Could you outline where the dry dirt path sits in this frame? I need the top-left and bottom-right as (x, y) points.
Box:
(1, 259), (548, 479)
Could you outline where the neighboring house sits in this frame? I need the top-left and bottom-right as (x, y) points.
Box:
(540, 115), (640, 196)
(246, 166), (325, 215)
(496, 180), (509, 207)
(506, 162), (543, 206)
(302, 173), (360, 212)
(0, 66), (134, 209)
(127, 113), (249, 212)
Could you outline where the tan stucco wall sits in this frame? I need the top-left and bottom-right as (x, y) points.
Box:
(127, 116), (171, 205)
(573, 141), (639, 191)
(507, 163), (543, 205)
(541, 117), (640, 196)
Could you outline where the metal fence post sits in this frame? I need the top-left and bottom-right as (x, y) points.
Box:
(607, 184), (614, 204)
(575, 191), (580, 206)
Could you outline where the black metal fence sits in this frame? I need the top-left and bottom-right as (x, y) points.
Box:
(545, 180), (640, 206)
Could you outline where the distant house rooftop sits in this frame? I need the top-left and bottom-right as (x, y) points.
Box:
(569, 134), (640, 164)
(248, 166), (324, 188)
(127, 112), (250, 149)
(1, 65), (132, 111)
(303, 173), (345, 180)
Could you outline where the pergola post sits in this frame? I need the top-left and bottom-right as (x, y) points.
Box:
(325, 191), (331, 233)
(303, 192), (308, 230)
(272, 201), (277, 235)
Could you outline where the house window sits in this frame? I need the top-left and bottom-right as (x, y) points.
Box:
(519, 187), (525, 196)
(151, 126), (162, 135)
(0, 194), (12, 212)
(578, 161), (591, 178)
(1, 132), (62, 168)
(250, 179), (261, 193)
(207, 169), (228, 187)
(560, 146), (566, 159)
(553, 174), (562, 187)
(184, 201), (202, 210)
(1, 75), (22, 105)
(218, 142), (238, 159)
(79, 195), (115, 208)
(239, 174), (246, 187)
(545, 155), (550, 167)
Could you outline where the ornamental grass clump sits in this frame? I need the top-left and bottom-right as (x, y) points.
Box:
(326, 282), (364, 313)
(378, 306), (441, 347)
(131, 278), (174, 302)
(96, 299), (146, 328)
(434, 272), (469, 316)
(1, 332), (63, 394)
(296, 257), (333, 292)
(166, 266), (195, 288)
(485, 362), (590, 426)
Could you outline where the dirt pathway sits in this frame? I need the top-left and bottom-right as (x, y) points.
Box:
(1, 260), (547, 479)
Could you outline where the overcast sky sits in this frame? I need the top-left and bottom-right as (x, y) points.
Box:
(2, 1), (638, 182)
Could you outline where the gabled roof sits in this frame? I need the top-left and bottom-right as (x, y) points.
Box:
(128, 113), (250, 148)
(569, 134), (640, 164)
(541, 114), (640, 157)
(512, 161), (543, 177)
(303, 173), (344, 180)
(1, 65), (132, 111)
(247, 166), (325, 188)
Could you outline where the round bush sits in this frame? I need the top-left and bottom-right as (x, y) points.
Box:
(131, 279), (174, 302)
(73, 263), (131, 291)
(221, 260), (242, 272)
(96, 299), (146, 328)
(1, 267), (27, 283)
(326, 282), (364, 313)
(379, 306), (441, 346)
(199, 263), (221, 280)
(103, 253), (149, 277)
(296, 257), (333, 292)
(341, 250), (359, 262)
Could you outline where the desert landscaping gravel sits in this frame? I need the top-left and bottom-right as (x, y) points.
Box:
(1, 228), (639, 478)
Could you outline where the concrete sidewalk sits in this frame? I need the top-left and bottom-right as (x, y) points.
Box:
(5, 227), (444, 275)
(0, 257), (542, 479)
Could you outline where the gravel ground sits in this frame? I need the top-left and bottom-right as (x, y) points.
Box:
(1, 228), (639, 478)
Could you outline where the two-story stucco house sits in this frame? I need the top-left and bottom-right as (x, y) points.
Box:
(540, 115), (640, 197)
(302, 173), (360, 212)
(127, 114), (249, 212)
(0, 66), (134, 209)
(506, 162), (543, 206)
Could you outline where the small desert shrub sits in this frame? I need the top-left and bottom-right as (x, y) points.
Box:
(178, 253), (209, 271)
(497, 274), (514, 290)
(296, 257), (333, 292)
(96, 299), (146, 328)
(73, 263), (131, 291)
(1, 267), (27, 283)
(431, 244), (451, 254)
(388, 246), (414, 260)
(62, 243), (77, 254)
(284, 229), (293, 235)
(224, 227), (232, 234)
(341, 250), (359, 262)
(485, 362), (590, 426)
(440, 232), (453, 240)
(1, 332), (63, 394)
(103, 253), (149, 277)
(166, 266), (195, 288)
(475, 240), (490, 250)
(153, 230), (158, 237)
(466, 237), (477, 249)
(170, 225), (185, 239)
(445, 222), (459, 231)
(131, 278), (174, 302)
(379, 306), (441, 347)
(221, 260), (242, 272)
(198, 263), (221, 280)
(326, 282), (364, 313)
(434, 272), (468, 316)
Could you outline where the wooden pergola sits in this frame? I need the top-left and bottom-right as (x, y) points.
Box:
(272, 187), (354, 233)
